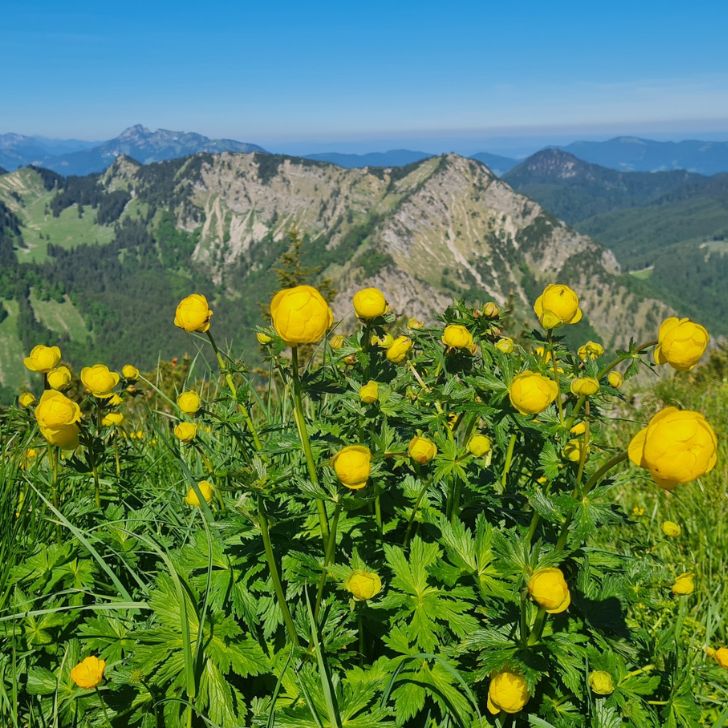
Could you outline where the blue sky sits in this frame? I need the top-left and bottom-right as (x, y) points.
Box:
(3, 0), (728, 154)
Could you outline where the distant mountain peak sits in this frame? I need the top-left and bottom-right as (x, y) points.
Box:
(119, 124), (152, 138)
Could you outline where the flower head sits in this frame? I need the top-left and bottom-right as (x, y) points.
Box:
(607, 371), (624, 388)
(80, 364), (120, 398)
(654, 317), (709, 371)
(359, 380), (379, 404)
(70, 656), (106, 689)
(102, 412), (124, 427)
(174, 422), (198, 443)
(345, 569), (382, 600)
(177, 391), (201, 415)
(332, 445), (371, 489)
(407, 317), (423, 330)
(408, 435), (437, 465)
(508, 371), (559, 415)
(578, 341), (604, 360)
(588, 670), (614, 696)
(487, 671), (529, 715)
(47, 366), (72, 391)
(442, 324), (475, 352)
(662, 520), (681, 538)
(35, 390), (81, 429)
(386, 336), (413, 364)
(353, 287), (387, 320)
(495, 337), (514, 354)
(628, 407), (717, 489)
(482, 302), (500, 318)
(672, 573), (694, 596)
(18, 391), (36, 408)
(270, 285), (333, 345)
(468, 434), (491, 457)
(185, 480), (214, 507)
(533, 283), (583, 329)
(706, 647), (728, 670)
(528, 567), (571, 613)
(256, 332), (272, 345)
(329, 334), (345, 350)
(121, 364), (139, 380)
(174, 293), (213, 333)
(570, 377), (599, 397)
(23, 345), (61, 373)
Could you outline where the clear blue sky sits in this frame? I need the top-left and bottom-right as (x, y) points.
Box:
(3, 0), (728, 154)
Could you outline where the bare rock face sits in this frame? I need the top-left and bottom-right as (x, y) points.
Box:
(108, 151), (671, 346)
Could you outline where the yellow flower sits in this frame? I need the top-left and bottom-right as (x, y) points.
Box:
(468, 434), (491, 457)
(487, 671), (529, 715)
(121, 364), (139, 380)
(18, 391), (36, 408)
(256, 331), (272, 345)
(632, 505), (645, 517)
(495, 337), (514, 354)
(108, 393), (123, 407)
(23, 345), (62, 373)
(359, 380), (379, 404)
(533, 283), (583, 329)
(174, 293), (213, 333)
(177, 391), (201, 415)
(332, 445), (371, 489)
(80, 364), (120, 398)
(407, 317), (423, 330)
(386, 336), (413, 364)
(353, 287), (388, 319)
(607, 371), (624, 388)
(588, 670), (615, 696)
(628, 407), (717, 489)
(22, 448), (39, 470)
(174, 422), (198, 443)
(662, 520), (681, 538)
(40, 424), (80, 449)
(528, 567), (571, 613)
(102, 412), (124, 427)
(578, 341), (605, 360)
(534, 345), (552, 363)
(35, 390), (81, 429)
(329, 334), (345, 349)
(442, 324), (475, 351)
(371, 333), (394, 348)
(184, 480), (214, 507)
(482, 302), (500, 318)
(570, 377), (599, 396)
(270, 285), (334, 345)
(47, 366), (72, 390)
(570, 421), (587, 436)
(345, 569), (382, 600)
(654, 317), (709, 371)
(672, 573), (694, 596)
(70, 656), (106, 689)
(408, 435), (437, 465)
(564, 438), (588, 463)
(508, 371), (559, 415)
(706, 647), (728, 670)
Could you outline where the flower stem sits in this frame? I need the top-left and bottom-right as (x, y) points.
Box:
(527, 607), (547, 645)
(404, 476), (429, 548)
(314, 497), (343, 619)
(547, 331), (564, 423)
(597, 339), (658, 380)
(500, 433), (517, 490)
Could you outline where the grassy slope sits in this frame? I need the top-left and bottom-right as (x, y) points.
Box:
(0, 300), (28, 392)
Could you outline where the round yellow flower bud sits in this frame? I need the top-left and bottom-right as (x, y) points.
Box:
(442, 324), (474, 351)
(329, 334), (345, 350)
(495, 337), (514, 354)
(628, 407), (717, 489)
(121, 364), (139, 380)
(662, 520), (681, 538)
(177, 391), (201, 415)
(607, 371), (624, 388)
(588, 670), (615, 696)
(270, 285), (333, 345)
(34, 390), (81, 429)
(468, 434), (491, 457)
(654, 317), (709, 371)
(708, 647), (728, 669)
(184, 480), (214, 507)
(386, 336), (413, 364)
(508, 371), (559, 415)
(47, 366), (72, 391)
(23, 345), (62, 373)
(332, 445), (371, 489)
(672, 573), (694, 596)
(80, 364), (120, 398)
(345, 569), (382, 600)
(408, 435), (437, 465)
(353, 287), (388, 320)
(375, 333), (394, 349)
(70, 655), (106, 689)
(528, 567), (571, 613)
(533, 283), (583, 329)
(578, 341), (605, 361)
(359, 380), (379, 404)
(102, 412), (124, 427)
(570, 421), (587, 436)
(18, 391), (36, 408)
(570, 377), (600, 397)
(256, 332), (272, 345)
(407, 317), (424, 330)
(483, 302), (500, 318)
(174, 293), (213, 333)
(40, 424), (80, 449)
(174, 422), (198, 443)
(486, 671), (529, 715)
(564, 438), (588, 463)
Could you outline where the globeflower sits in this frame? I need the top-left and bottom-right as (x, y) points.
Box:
(706, 647), (728, 670)
(23, 345), (61, 373)
(482, 302), (500, 318)
(332, 445), (371, 489)
(359, 380), (379, 404)
(174, 422), (198, 443)
(329, 334), (345, 349)
(607, 371), (624, 388)
(177, 391), (201, 415)
(588, 671), (615, 696)
(47, 366), (72, 390)
(70, 656), (106, 689)
(102, 412), (124, 427)
(353, 287), (388, 320)
(407, 317), (423, 330)
(408, 435), (437, 464)
(533, 283), (583, 329)
(662, 520), (681, 538)
(270, 285), (333, 345)
(184, 480), (214, 507)
(35, 390), (81, 429)
(345, 569), (382, 600)
(564, 438), (588, 463)
(487, 671), (529, 715)
(528, 567), (571, 613)
(578, 341), (604, 360)
(174, 293), (213, 333)
(80, 364), (120, 398)
(508, 371), (559, 415)
(672, 573), (694, 596)
(442, 324), (475, 352)
(468, 434), (491, 457)
(256, 332), (272, 345)
(495, 337), (514, 354)
(121, 364), (139, 380)
(570, 377), (599, 396)
(628, 407), (717, 489)
(386, 336), (413, 364)
(18, 392), (36, 408)
(654, 317), (709, 371)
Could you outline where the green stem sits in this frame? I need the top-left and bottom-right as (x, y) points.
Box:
(315, 498), (343, 619)
(49, 445), (60, 542)
(358, 605), (365, 664)
(547, 331), (564, 423)
(447, 479), (461, 524)
(597, 339), (658, 380)
(291, 347), (330, 543)
(404, 477), (430, 548)
(94, 687), (113, 727)
(524, 511), (540, 547)
(374, 482), (383, 535)
(500, 433), (517, 489)
(527, 607), (547, 645)
(519, 591), (529, 647)
(257, 495), (299, 646)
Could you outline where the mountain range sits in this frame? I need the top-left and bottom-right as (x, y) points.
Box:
(0, 150), (670, 398)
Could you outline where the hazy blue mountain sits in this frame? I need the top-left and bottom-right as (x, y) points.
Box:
(0, 166), (7, 175)
(469, 152), (519, 175)
(561, 136), (728, 175)
(305, 149), (433, 168)
(0, 133), (97, 170)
